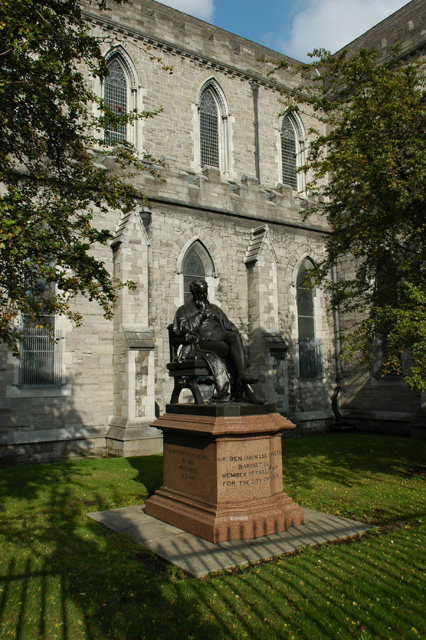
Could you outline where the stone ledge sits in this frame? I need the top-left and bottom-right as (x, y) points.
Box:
(342, 409), (413, 422)
(6, 384), (72, 398)
(0, 425), (108, 446)
(293, 410), (334, 422)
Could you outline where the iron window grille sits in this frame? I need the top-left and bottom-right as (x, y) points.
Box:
(18, 327), (63, 387)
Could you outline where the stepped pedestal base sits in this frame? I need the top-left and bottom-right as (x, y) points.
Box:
(145, 403), (305, 543)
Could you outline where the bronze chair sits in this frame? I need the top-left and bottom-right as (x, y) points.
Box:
(166, 324), (214, 404)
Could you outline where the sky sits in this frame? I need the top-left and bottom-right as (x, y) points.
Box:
(156, 0), (411, 61)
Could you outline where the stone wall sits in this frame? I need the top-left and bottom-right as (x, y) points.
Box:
(84, 0), (324, 188)
(1, 0), (423, 463)
(340, 0), (426, 62)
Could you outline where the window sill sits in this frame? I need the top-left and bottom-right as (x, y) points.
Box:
(6, 385), (72, 398)
(298, 378), (326, 386)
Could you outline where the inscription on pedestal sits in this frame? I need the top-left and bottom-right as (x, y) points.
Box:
(163, 435), (284, 503)
(163, 438), (217, 501)
(217, 437), (284, 501)
(168, 446), (210, 482)
(218, 449), (282, 487)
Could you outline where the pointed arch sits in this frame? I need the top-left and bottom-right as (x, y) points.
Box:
(178, 238), (216, 303)
(105, 46), (138, 88)
(198, 78), (230, 174)
(281, 111), (305, 192)
(103, 47), (139, 146)
(295, 256), (321, 379)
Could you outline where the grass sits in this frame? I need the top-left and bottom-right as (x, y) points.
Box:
(0, 433), (425, 640)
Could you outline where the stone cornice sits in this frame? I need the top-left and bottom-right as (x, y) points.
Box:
(145, 194), (332, 237)
(82, 9), (294, 91)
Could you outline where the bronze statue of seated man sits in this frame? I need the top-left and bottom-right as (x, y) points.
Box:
(172, 279), (264, 404)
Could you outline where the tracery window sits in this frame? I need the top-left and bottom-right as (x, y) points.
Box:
(182, 241), (215, 303)
(281, 113), (304, 191)
(200, 88), (219, 168)
(183, 247), (205, 302)
(199, 82), (228, 173)
(104, 58), (128, 143)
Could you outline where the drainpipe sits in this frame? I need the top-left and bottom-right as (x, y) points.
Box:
(252, 82), (260, 182)
(331, 265), (342, 426)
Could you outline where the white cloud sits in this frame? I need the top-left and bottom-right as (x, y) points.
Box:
(155, 0), (214, 21)
(279, 0), (409, 61)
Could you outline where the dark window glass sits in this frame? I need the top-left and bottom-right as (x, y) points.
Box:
(183, 248), (205, 302)
(297, 260), (320, 379)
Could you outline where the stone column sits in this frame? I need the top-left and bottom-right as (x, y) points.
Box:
(107, 208), (162, 456)
(245, 225), (288, 409)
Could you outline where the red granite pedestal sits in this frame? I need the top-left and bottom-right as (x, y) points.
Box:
(145, 403), (305, 543)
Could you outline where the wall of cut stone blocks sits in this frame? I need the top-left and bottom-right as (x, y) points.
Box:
(0, 161), (336, 462)
(1, 0), (424, 462)
(86, 0), (324, 191)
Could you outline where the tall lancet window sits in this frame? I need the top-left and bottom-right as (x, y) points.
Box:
(104, 58), (127, 143)
(281, 113), (304, 191)
(200, 87), (220, 168)
(297, 258), (321, 379)
(183, 247), (205, 302)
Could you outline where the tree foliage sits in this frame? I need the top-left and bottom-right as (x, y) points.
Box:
(271, 47), (426, 391)
(0, 0), (167, 352)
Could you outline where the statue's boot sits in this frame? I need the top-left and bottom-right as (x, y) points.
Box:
(241, 383), (265, 405)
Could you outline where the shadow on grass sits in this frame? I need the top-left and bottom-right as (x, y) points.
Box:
(127, 454), (163, 498)
(282, 432), (426, 489)
(281, 433), (426, 526)
(0, 435), (425, 639)
(0, 457), (219, 640)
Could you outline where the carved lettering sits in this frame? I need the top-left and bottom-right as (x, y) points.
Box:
(216, 448), (283, 492)
(168, 447), (210, 462)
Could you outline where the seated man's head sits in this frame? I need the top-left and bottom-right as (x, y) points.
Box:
(189, 279), (208, 302)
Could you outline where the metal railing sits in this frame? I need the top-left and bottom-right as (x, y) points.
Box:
(18, 328), (63, 387)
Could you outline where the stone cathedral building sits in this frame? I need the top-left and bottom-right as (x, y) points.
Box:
(0, 0), (425, 463)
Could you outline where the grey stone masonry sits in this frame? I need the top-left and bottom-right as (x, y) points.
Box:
(340, 0), (426, 61)
(1, 0), (424, 464)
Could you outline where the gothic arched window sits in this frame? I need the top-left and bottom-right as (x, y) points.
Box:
(199, 82), (229, 173)
(104, 58), (128, 143)
(281, 113), (304, 191)
(182, 241), (215, 302)
(200, 88), (219, 168)
(296, 258), (320, 379)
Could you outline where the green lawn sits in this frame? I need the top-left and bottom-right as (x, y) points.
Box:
(0, 434), (425, 640)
